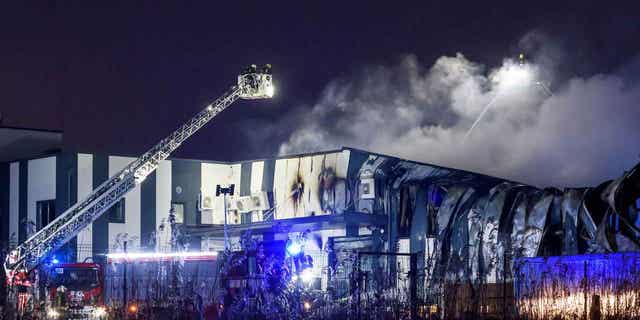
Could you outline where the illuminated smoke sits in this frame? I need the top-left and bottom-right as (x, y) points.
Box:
(278, 53), (640, 187)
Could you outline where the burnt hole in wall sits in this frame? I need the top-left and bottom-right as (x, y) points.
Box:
(291, 173), (305, 213)
(318, 167), (337, 212)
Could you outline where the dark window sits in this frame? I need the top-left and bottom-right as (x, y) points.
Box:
(37, 200), (56, 230)
(109, 198), (126, 223)
(171, 202), (184, 224)
(609, 213), (620, 232)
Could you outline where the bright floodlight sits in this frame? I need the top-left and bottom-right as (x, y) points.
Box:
(47, 309), (60, 318)
(286, 241), (302, 256)
(265, 83), (275, 98)
(106, 251), (218, 262)
(128, 304), (138, 314)
(464, 60), (538, 141)
(93, 307), (107, 317)
(238, 64), (274, 100)
(300, 268), (314, 283)
(496, 63), (533, 89)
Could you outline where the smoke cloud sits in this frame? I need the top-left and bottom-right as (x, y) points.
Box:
(278, 52), (640, 187)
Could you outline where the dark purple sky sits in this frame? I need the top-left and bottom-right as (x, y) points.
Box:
(1, 2), (638, 161)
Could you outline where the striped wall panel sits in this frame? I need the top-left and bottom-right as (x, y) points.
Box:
(108, 156), (141, 252)
(4, 149), (355, 257)
(9, 162), (19, 245)
(0, 163), (9, 246)
(77, 154), (93, 262)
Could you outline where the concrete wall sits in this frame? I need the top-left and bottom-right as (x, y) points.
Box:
(75, 155), (173, 256)
(155, 160), (172, 251)
(27, 156), (56, 232)
(172, 159), (201, 250)
(200, 162), (241, 224)
(108, 156), (141, 251)
(92, 154), (109, 261)
(76, 153), (93, 261)
(250, 161), (264, 194)
(0, 163), (9, 246)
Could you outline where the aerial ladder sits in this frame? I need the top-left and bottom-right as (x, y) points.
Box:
(3, 64), (274, 284)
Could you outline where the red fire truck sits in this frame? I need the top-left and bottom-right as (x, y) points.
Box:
(45, 262), (107, 319)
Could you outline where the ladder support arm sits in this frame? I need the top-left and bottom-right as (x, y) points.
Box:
(4, 65), (273, 277)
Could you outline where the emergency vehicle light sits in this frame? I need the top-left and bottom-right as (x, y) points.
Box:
(106, 251), (218, 262)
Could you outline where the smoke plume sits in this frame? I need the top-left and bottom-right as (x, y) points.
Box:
(278, 52), (640, 187)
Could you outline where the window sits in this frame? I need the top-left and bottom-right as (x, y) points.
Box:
(67, 169), (73, 208)
(109, 198), (126, 223)
(609, 212), (620, 232)
(50, 267), (99, 291)
(171, 202), (184, 224)
(37, 200), (56, 230)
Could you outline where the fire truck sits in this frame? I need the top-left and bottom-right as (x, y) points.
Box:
(45, 262), (106, 319)
(3, 64), (273, 319)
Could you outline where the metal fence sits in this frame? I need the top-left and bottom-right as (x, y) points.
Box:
(514, 252), (640, 320)
(354, 252), (418, 320)
(104, 259), (220, 308)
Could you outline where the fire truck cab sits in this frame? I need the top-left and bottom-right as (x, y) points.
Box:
(45, 263), (107, 319)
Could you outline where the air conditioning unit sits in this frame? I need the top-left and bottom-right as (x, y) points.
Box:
(227, 192), (271, 213)
(199, 195), (215, 210)
(360, 178), (375, 200)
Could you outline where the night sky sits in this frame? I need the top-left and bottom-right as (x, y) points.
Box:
(1, 1), (639, 162)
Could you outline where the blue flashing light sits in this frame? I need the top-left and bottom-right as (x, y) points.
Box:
(51, 256), (59, 264)
(286, 241), (302, 256)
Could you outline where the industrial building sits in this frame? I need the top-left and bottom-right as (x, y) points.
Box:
(1, 130), (388, 260)
(2, 126), (640, 318)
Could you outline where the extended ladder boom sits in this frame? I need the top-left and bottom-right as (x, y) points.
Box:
(4, 65), (273, 277)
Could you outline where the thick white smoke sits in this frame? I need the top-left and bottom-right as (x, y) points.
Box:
(279, 53), (640, 187)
